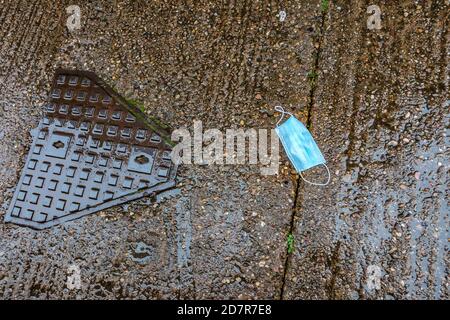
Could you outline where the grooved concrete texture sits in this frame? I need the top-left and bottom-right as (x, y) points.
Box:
(284, 0), (449, 300)
(0, 0), (317, 299)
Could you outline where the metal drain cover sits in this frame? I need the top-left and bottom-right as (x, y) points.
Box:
(4, 69), (177, 229)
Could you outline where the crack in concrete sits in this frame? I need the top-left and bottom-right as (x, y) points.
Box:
(279, 1), (329, 300)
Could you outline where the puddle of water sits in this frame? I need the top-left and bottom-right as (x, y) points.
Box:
(129, 241), (156, 265)
(156, 188), (181, 202)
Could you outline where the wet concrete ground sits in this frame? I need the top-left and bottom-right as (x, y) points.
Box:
(0, 0), (448, 299)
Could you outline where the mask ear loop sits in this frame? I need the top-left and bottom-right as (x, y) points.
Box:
(275, 105), (293, 127)
(299, 163), (331, 186)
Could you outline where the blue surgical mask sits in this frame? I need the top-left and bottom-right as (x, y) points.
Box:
(275, 106), (330, 186)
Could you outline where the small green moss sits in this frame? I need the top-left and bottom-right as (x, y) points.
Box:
(321, 0), (329, 13)
(104, 79), (174, 145)
(125, 98), (146, 112)
(307, 70), (318, 87)
(287, 233), (295, 254)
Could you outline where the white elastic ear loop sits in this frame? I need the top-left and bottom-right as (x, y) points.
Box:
(299, 163), (331, 186)
(275, 105), (293, 126)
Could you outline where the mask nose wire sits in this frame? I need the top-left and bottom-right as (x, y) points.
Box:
(299, 163), (331, 186)
(274, 105), (293, 126)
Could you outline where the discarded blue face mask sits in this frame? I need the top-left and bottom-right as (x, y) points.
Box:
(275, 106), (330, 186)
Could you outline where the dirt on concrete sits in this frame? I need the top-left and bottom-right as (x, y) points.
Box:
(0, 0), (448, 299)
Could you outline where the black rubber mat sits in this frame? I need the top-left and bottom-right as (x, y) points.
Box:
(4, 69), (177, 229)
